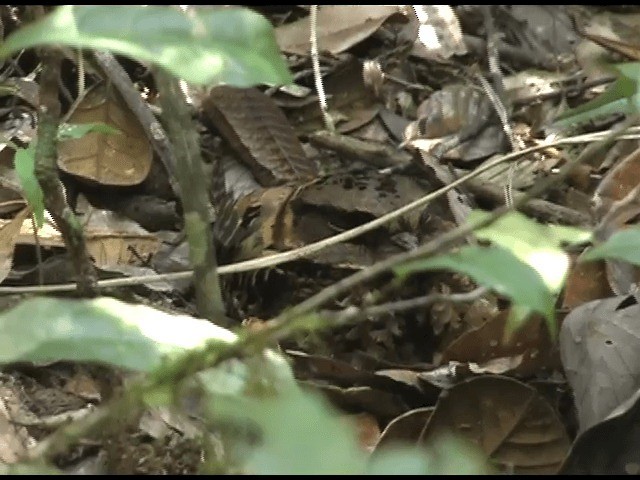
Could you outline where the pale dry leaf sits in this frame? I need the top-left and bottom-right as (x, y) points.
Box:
(560, 295), (640, 433)
(411, 5), (467, 61)
(275, 5), (403, 55)
(11, 208), (159, 269)
(560, 385), (640, 474)
(421, 376), (570, 474)
(82, 209), (160, 268)
(0, 384), (35, 463)
(0, 207), (32, 283)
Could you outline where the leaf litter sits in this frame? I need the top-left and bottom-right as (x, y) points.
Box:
(2, 4), (640, 474)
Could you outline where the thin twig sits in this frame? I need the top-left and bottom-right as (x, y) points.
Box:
(76, 49), (85, 97)
(2, 128), (640, 295)
(310, 5), (334, 133)
(324, 287), (488, 325)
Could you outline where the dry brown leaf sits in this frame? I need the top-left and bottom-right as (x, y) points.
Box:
(11, 208), (159, 269)
(293, 59), (379, 135)
(562, 254), (613, 310)
(596, 146), (640, 204)
(308, 382), (408, 419)
(82, 209), (160, 268)
(287, 350), (380, 385)
(63, 371), (102, 402)
(421, 376), (570, 474)
(440, 310), (560, 377)
(0, 206), (31, 283)
(203, 86), (317, 187)
(275, 5), (403, 56)
(342, 412), (380, 453)
(58, 83), (152, 186)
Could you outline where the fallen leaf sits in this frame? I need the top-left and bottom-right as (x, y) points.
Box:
(560, 295), (640, 433)
(560, 385), (640, 474)
(58, 83), (152, 186)
(0, 207), (31, 283)
(275, 6), (403, 55)
(420, 376), (570, 474)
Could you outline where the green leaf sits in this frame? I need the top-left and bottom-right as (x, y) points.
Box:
(58, 122), (120, 140)
(14, 143), (44, 228)
(554, 62), (640, 127)
(205, 383), (367, 474)
(0, 463), (62, 475)
(0, 297), (237, 372)
(581, 226), (640, 264)
(367, 448), (431, 475)
(367, 436), (491, 475)
(0, 5), (292, 87)
(471, 210), (590, 294)
(395, 245), (555, 329)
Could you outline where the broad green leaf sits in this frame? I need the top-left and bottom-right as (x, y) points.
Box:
(205, 383), (367, 474)
(367, 437), (491, 475)
(0, 463), (61, 475)
(0, 297), (237, 372)
(367, 448), (431, 475)
(581, 227), (640, 264)
(471, 210), (591, 294)
(554, 62), (640, 127)
(14, 143), (44, 228)
(58, 122), (120, 140)
(395, 245), (555, 330)
(0, 5), (292, 87)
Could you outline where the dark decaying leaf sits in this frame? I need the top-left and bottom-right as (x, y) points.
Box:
(294, 169), (434, 229)
(440, 310), (559, 377)
(202, 86), (318, 186)
(560, 385), (640, 474)
(559, 295), (640, 433)
(305, 381), (408, 420)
